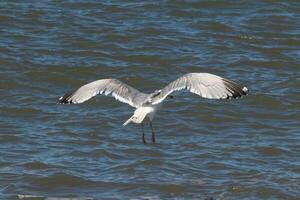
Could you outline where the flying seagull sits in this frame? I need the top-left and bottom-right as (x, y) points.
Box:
(58, 73), (248, 144)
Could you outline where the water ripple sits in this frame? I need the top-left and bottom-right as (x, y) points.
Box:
(1, 1), (300, 199)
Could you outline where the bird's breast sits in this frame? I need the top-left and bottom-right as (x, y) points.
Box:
(136, 106), (156, 114)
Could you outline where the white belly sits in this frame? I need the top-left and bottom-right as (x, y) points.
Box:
(145, 104), (162, 121)
(136, 106), (156, 121)
(123, 104), (162, 126)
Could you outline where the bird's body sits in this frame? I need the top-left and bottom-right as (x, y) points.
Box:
(123, 103), (161, 126)
(59, 73), (249, 143)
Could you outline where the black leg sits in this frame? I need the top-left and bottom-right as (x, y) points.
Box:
(150, 121), (155, 144)
(141, 123), (146, 144)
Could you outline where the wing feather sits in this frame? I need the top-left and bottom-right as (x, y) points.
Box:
(151, 73), (248, 104)
(58, 79), (146, 108)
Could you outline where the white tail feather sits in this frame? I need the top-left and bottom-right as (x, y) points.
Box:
(123, 107), (153, 126)
(123, 117), (133, 126)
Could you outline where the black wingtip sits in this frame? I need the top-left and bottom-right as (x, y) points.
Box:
(223, 79), (249, 99)
(58, 91), (74, 104)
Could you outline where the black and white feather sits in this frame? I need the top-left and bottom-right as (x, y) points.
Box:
(59, 73), (248, 108)
(150, 73), (248, 104)
(58, 79), (147, 108)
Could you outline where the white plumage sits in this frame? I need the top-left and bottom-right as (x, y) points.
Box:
(59, 73), (249, 143)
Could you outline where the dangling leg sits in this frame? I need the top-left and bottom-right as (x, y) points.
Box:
(150, 121), (155, 144)
(141, 122), (146, 144)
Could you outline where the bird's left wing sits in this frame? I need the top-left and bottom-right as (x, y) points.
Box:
(151, 73), (249, 104)
(58, 79), (146, 108)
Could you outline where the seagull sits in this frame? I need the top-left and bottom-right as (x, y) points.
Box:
(58, 73), (249, 144)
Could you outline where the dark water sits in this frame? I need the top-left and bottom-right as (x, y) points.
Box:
(1, 1), (300, 199)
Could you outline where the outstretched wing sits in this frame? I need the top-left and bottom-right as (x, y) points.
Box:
(58, 79), (146, 108)
(151, 73), (249, 104)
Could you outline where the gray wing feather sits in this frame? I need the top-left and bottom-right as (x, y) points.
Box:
(151, 73), (249, 104)
(58, 79), (146, 108)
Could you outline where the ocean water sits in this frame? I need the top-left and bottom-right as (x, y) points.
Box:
(0, 1), (300, 199)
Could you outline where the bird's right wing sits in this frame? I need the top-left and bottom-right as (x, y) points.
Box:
(58, 79), (146, 108)
(151, 73), (249, 104)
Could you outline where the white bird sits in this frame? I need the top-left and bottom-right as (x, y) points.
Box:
(58, 73), (249, 143)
